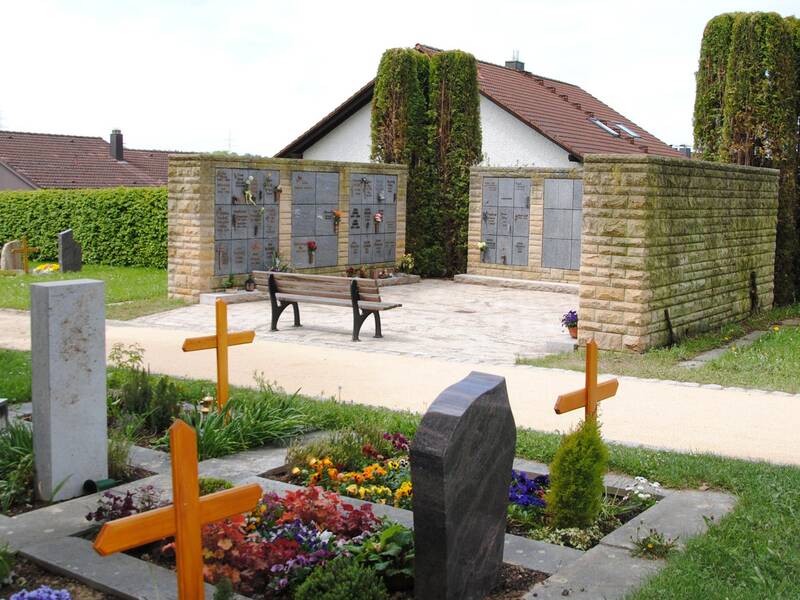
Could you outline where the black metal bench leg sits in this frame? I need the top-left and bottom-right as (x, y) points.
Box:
(270, 302), (292, 331)
(373, 311), (382, 338)
(292, 303), (302, 327)
(352, 310), (371, 342)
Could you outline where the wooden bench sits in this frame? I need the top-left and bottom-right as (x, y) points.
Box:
(252, 272), (402, 341)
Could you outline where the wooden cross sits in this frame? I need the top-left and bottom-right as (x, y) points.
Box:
(12, 237), (39, 274)
(554, 339), (619, 419)
(93, 420), (262, 600)
(182, 299), (255, 411)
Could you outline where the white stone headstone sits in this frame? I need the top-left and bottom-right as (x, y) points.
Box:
(31, 279), (108, 501)
(0, 240), (22, 271)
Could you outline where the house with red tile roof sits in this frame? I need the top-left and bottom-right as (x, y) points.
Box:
(276, 44), (684, 165)
(0, 129), (180, 190)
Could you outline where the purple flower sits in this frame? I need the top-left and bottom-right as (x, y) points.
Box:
(509, 470), (549, 509)
(11, 587), (71, 600)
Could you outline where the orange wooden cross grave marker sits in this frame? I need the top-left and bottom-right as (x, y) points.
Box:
(181, 299), (255, 411)
(93, 420), (262, 600)
(554, 339), (619, 418)
(12, 237), (40, 274)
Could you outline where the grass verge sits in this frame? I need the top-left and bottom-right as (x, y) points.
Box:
(0, 264), (185, 320)
(519, 303), (800, 393)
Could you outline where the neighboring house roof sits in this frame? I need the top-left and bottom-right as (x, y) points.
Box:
(276, 43), (683, 160)
(0, 130), (182, 188)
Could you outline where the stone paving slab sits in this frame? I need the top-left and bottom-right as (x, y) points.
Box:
(525, 544), (662, 600)
(130, 279), (577, 363)
(679, 330), (765, 368)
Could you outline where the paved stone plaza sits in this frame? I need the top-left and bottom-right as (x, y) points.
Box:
(135, 279), (577, 364)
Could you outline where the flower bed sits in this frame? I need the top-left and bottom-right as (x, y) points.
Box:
(273, 428), (659, 551)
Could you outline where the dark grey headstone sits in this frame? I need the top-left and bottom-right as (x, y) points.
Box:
(411, 372), (516, 600)
(58, 229), (82, 272)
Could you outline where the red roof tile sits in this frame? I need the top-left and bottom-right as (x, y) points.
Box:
(277, 44), (683, 160)
(0, 130), (184, 188)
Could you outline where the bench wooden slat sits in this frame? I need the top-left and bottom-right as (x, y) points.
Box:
(275, 293), (352, 307)
(359, 301), (402, 311)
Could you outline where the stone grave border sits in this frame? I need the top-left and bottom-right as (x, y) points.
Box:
(0, 438), (735, 600)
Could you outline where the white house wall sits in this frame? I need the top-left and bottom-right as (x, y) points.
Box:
(478, 95), (573, 168)
(302, 103), (373, 163)
(300, 94), (574, 168)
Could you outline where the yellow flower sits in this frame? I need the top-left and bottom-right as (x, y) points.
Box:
(358, 487), (367, 499)
(647, 543), (654, 549)
(327, 468), (338, 480)
(308, 458), (318, 466)
(291, 467), (301, 475)
(773, 325), (780, 332)
(346, 484), (358, 494)
(387, 460), (399, 470)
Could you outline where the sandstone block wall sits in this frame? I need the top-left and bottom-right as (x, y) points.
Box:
(467, 167), (584, 282)
(168, 155), (407, 301)
(579, 155), (779, 352)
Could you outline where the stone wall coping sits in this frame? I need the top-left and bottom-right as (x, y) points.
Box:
(471, 166), (583, 175)
(168, 153), (407, 172)
(584, 153), (780, 175)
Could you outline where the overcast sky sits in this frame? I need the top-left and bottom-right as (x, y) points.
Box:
(1, 0), (796, 155)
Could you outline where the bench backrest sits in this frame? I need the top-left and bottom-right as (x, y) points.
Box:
(254, 272), (381, 303)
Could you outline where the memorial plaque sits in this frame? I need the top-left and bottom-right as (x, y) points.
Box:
(498, 178), (514, 207)
(349, 239), (361, 264)
(349, 206), (364, 234)
(514, 178), (531, 208)
(231, 239), (248, 273)
(384, 204), (397, 234)
(374, 175), (386, 203)
(231, 169), (249, 204)
(385, 238), (396, 262)
(263, 206), (279, 236)
(315, 235), (338, 268)
(316, 172), (339, 204)
(215, 206), (232, 240)
(264, 238), (278, 264)
(543, 208), (572, 239)
(350, 174), (365, 205)
(386, 176), (397, 203)
(215, 169), (232, 204)
(263, 170), (280, 203)
(292, 172), (316, 204)
(363, 205), (374, 230)
(542, 238), (571, 269)
(373, 235), (386, 263)
(245, 206), (261, 238)
(496, 236), (512, 265)
(316, 205), (337, 236)
(482, 177), (499, 207)
(361, 175), (374, 202)
(482, 206), (498, 236)
(292, 239), (314, 268)
(482, 236), (497, 264)
(512, 238), (528, 266)
(497, 207), (514, 237)
(214, 241), (231, 276)
(513, 208), (529, 237)
(248, 238), (266, 272)
(247, 170), (265, 204)
(361, 236), (374, 263)
(292, 205), (317, 236)
(231, 206), (251, 239)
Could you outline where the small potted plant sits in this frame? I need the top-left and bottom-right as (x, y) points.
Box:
(373, 211), (383, 233)
(561, 310), (578, 338)
(306, 240), (317, 265)
(332, 209), (344, 234)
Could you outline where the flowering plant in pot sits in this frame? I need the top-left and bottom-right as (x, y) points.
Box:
(561, 310), (578, 338)
(307, 240), (317, 265)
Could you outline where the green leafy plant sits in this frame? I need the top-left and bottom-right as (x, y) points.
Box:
(631, 527), (679, 559)
(149, 376), (181, 433)
(212, 576), (235, 600)
(107, 426), (136, 481)
(546, 418), (608, 529)
(286, 424), (397, 471)
(0, 542), (15, 583)
(118, 366), (153, 415)
(199, 477), (234, 496)
(0, 187), (167, 268)
(294, 556), (389, 600)
(348, 522), (414, 591)
(0, 420), (34, 512)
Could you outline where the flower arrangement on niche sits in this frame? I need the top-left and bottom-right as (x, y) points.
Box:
(561, 310), (578, 338)
(373, 211), (383, 233)
(478, 241), (487, 261)
(332, 209), (344, 234)
(306, 241), (317, 265)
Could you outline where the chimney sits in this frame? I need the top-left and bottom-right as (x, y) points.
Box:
(505, 50), (525, 72)
(110, 129), (123, 161)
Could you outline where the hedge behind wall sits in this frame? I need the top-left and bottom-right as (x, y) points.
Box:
(0, 187), (167, 268)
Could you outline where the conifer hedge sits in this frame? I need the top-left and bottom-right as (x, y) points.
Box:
(694, 12), (799, 304)
(0, 187), (167, 268)
(371, 47), (482, 277)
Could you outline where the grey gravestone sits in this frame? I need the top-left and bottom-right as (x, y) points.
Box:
(1, 240), (22, 271)
(411, 372), (516, 600)
(31, 279), (108, 501)
(58, 229), (82, 272)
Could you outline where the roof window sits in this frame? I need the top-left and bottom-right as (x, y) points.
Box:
(615, 123), (641, 138)
(589, 118), (619, 137)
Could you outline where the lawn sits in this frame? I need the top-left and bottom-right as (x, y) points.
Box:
(0, 264), (184, 320)
(520, 303), (800, 393)
(1, 349), (799, 598)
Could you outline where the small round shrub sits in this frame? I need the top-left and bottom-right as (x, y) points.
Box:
(546, 417), (608, 529)
(294, 557), (389, 600)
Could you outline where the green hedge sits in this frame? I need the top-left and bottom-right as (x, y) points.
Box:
(0, 187), (167, 268)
